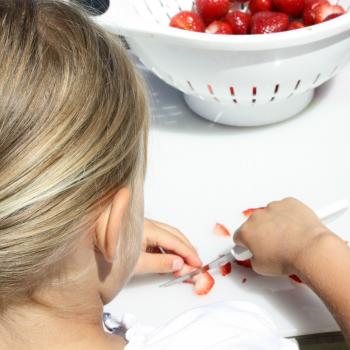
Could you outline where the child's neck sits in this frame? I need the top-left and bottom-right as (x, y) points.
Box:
(0, 295), (125, 350)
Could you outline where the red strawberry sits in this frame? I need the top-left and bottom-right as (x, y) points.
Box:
(170, 11), (205, 32)
(235, 259), (252, 268)
(242, 207), (265, 217)
(324, 12), (344, 21)
(251, 11), (289, 34)
(193, 272), (215, 295)
(314, 3), (345, 23)
(249, 0), (274, 14)
(289, 274), (303, 283)
(214, 223), (231, 237)
(273, 0), (305, 16)
(225, 10), (252, 34)
(206, 20), (233, 34)
(196, 0), (231, 24)
(288, 20), (305, 29)
(219, 262), (232, 276)
(303, 0), (328, 25)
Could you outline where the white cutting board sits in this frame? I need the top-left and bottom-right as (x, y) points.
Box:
(105, 58), (350, 337)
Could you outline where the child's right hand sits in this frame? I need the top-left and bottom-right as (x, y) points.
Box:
(233, 198), (333, 276)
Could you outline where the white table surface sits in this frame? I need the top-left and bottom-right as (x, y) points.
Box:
(105, 59), (350, 338)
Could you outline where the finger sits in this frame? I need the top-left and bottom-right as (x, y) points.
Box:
(150, 220), (196, 251)
(233, 224), (249, 249)
(147, 225), (202, 267)
(134, 253), (184, 274)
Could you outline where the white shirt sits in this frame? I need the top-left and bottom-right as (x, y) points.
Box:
(103, 301), (299, 350)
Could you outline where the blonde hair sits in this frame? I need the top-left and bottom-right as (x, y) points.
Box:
(0, 0), (148, 310)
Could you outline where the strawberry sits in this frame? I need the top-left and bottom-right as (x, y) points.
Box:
(225, 10), (252, 34)
(314, 3), (345, 23)
(193, 272), (215, 295)
(214, 223), (231, 237)
(251, 11), (289, 34)
(206, 20), (233, 34)
(249, 0), (274, 14)
(196, 0), (231, 24)
(170, 11), (205, 32)
(242, 207), (265, 217)
(324, 12), (344, 21)
(289, 274), (303, 283)
(303, 0), (328, 25)
(219, 262), (232, 276)
(235, 259), (252, 268)
(288, 20), (305, 29)
(273, 0), (305, 16)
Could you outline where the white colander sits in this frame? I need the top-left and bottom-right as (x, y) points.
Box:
(95, 0), (350, 126)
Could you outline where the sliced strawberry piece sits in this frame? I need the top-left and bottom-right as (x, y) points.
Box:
(214, 223), (231, 237)
(273, 0), (305, 17)
(251, 11), (289, 34)
(225, 10), (252, 34)
(288, 20), (305, 29)
(249, 0), (274, 14)
(235, 259), (252, 268)
(170, 11), (205, 32)
(289, 274), (303, 283)
(193, 272), (215, 295)
(303, 0), (328, 25)
(196, 0), (231, 24)
(219, 262), (232, 276)
(324, 12), (344, 21)
(242, 207), (265, 217)
(206, 20), (233, 34)
(314, 3), (345, 23)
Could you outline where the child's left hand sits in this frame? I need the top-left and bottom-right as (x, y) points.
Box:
(134, 219), (202, 275)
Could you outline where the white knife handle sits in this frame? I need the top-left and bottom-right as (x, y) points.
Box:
(231, 199), (349, 261)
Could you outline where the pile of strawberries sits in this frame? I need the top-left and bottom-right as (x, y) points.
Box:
(169, 0), (346, 35)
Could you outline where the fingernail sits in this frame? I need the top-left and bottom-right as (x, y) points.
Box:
(172, 258), (184, 271)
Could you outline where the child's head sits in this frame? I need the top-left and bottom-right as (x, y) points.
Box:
(0, 0), (148, 312)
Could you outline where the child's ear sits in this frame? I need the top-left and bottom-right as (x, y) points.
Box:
(94, 187), (130, 262)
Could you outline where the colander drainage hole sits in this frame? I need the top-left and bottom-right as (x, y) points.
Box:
(252, 86), (257, 96)
(158, 0), (171, 18)
(274, 84), (279, 94)
(229, 86), (235, 96)
(270, 97), (275, 102)
(174, 0), (184, 11)
(187, 81), (194, 91)
(144, 1), (153, 15)
(208, 84), (214, 95)
(294, 80), (301, 90)
(313, 73), (321, 85)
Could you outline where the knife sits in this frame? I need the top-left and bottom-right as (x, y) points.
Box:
(159, 199), (349, 288)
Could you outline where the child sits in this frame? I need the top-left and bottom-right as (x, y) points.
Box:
(0, 1), (311, 349)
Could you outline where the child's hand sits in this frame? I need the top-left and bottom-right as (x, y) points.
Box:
(134, 219), (202, 275)
(233, 198), (332, 276)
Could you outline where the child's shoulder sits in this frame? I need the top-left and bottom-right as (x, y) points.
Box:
(105, 301), (299, 350)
